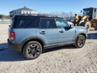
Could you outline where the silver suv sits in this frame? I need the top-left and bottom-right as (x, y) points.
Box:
(8, 15), (87, 59)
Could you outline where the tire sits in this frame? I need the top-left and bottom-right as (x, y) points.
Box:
(74, 35), (86, 48)
(23, 41), (42, 60)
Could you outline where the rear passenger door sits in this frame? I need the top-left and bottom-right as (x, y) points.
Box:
(38, 18), (59, 45)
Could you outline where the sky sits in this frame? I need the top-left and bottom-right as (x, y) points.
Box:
(0, 0), (97, 15)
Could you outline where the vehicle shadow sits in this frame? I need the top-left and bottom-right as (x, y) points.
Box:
(0, 43), (25, 62)
(0, 43), (7, 51)
(42, 45), (76, 53)
(0, 43), (76, 62)
(87, 33), (97, 39)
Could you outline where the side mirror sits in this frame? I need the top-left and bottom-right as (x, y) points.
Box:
(67, 21), (74, 28)
(64, 25), (72, 30)
(9, 25), (12, 28)
(9, 25), (11, 27)
(69, 25), (72, 28)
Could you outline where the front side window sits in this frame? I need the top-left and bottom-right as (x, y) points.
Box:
(39, 18), (56, 28)
(55, 18), (69, 28)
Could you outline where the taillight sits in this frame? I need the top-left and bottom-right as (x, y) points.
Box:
(9, 32), (16, 41)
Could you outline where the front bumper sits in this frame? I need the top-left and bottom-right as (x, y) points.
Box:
(8, 39), (22, 52)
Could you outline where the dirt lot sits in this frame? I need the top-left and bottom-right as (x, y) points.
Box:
(0, 24), (97, 73)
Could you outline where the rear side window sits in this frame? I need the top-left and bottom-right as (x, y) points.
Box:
(39, 18), (56, 28)
(13, 16), (39, 28)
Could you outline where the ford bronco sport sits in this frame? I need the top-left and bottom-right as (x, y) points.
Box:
(8, 15), (87, 59)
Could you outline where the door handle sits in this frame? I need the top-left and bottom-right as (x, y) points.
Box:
(59, 30), (64, 33)
(40, 31), (46, 35)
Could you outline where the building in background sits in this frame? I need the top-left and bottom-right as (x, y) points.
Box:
(10, 7), (38, 17)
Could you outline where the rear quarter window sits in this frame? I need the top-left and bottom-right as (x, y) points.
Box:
(12, 16), (39, 28)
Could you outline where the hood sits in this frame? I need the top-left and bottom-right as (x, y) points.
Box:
(74, 26), (88, 33)
(74, 26), (87, 29)
(73, 26), (88, 33)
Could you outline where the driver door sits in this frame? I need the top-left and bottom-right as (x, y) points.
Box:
(55, 18), (75, 44)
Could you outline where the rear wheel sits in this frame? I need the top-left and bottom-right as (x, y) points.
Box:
(23, 41), (42, 60)
(74, 35), (86, 48)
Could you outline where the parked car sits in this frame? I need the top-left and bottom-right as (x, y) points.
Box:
(8, 15), (87, 59)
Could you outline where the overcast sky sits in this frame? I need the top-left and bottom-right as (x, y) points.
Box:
(0, 0), (97, 15)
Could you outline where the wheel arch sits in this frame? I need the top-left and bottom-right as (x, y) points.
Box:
(76, 33), (87, 39)
(79, 33), (87, 38)
(21, 37), (45, 52)
(74, 33), (86, 48)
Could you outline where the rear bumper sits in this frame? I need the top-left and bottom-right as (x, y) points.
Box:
(8, 39), (22, 52)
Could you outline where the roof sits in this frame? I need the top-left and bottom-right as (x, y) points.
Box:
(13, 15), (62, 19)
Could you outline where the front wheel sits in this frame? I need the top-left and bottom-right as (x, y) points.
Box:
(23, 41), (42, 60)
(74, 35), (86, 48)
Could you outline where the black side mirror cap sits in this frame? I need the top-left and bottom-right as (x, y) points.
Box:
(64, 25), (72, 30)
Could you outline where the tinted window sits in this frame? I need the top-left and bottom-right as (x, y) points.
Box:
(13, 16), (39, 28)
(39, 18), (56, 28)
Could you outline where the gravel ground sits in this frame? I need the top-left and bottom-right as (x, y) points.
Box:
(0, 24), (97, 73)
